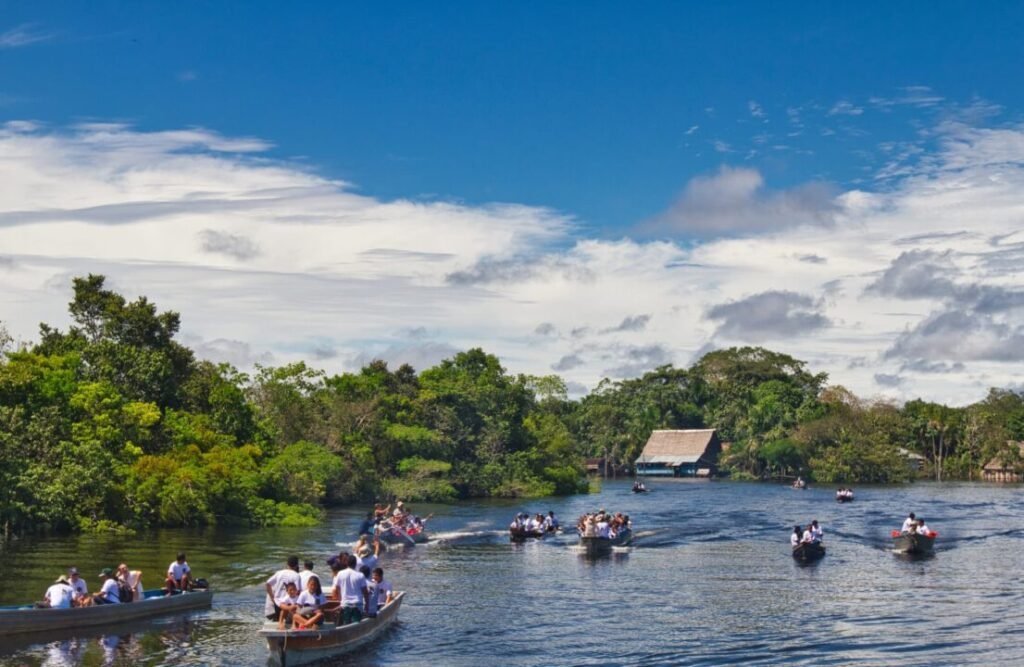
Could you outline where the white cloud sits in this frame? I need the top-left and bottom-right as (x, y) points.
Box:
(829, 100), (864, 116)
(4, 120), (1024, 405)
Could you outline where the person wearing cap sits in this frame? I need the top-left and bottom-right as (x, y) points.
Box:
(264, 555), (302, 621)
(165, 552), (192, 594)
(93, 568), (121, 604)
(42, 575), (74, 609)
(67, 567), (89, 606)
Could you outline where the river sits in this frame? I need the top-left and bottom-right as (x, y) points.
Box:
(1, 480), (1022, 666)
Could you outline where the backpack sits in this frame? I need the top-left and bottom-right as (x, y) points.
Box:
(117, 579), (134, 603)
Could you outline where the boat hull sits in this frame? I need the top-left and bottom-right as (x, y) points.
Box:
(0, 589), (213, 637)
(509, 528), (546, 542)
(579, 529), (632, 556)
(261, 592), (405, 667)
(892, 532), (936, 554)
(836, 496), (854, 503)
(792, 542), (826, 562)
(378, 529), (428, 546)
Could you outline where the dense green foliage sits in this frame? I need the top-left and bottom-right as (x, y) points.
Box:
(2, 276), (1022, 535)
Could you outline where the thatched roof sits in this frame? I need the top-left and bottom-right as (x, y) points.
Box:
(636, 429), (717, 465)
(983, 441), (1024, 471)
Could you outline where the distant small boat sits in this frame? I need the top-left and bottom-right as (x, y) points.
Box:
(836, 493), (854, 503)
(579, 528), (632, 557)
(792, 480), (807, 490)
(631, 486), (648, 494)
(509, 527), (547, 542)
(261, 592), (405, 667)
(378, 527), (428, 546)
(792, 541), (826, 562)
(0, 589), (213, 637)
(891, 530), (937, 554)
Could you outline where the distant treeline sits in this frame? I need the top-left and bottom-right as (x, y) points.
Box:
(2, 276), (1022, 535)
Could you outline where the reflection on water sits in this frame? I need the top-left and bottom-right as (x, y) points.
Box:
(2, 481), (1024, 665)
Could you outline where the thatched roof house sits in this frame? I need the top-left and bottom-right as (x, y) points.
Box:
(982, 441), (1024, 482)
(635, 429), (721, 477)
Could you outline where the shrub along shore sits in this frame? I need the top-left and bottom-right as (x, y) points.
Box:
(2, 275), (1021, 535)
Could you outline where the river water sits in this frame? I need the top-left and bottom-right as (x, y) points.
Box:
(1, 480), (1022, 666)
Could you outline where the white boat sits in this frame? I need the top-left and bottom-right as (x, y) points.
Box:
(260, 592), (406, 666)
(0, 589), (213, 637)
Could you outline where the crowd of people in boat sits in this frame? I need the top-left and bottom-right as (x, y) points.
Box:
(790, 520), (824, 548)
(39, 553), (200, 609)
(900, 512), (934, 536)
(631, 480), (647, 493)
(577, 510), (631, 538)
(358, 500), (430, 542)
(792, 477), (807, 489)
(835, 487), (854, 501)
(509, 511), (559, 533)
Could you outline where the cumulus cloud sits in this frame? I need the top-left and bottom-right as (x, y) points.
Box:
(874, 373), (903, 387)
(189, 337), (274, 368)
(646, 167), (839, 237)
(534, 322), (557, 336)
(602, 344), (674, 378)
(552, 353), (584, 372)
(886, 311), (1024, 362)
(199, 229), (260, 260)
(601, 314), (651, 334)
(349, 341), (460, 372)
(706, 290), (831, 341)
(445, 255), (592, 286)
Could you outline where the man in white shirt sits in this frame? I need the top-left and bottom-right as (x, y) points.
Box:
(93, 568), (120, 605)
(43, 575), (74, 609)
(596, 518), (611, 539)
(67, 567), (88, 606)
(901, 513), (917, 534)
(365, 567), (393, 618)
(299, 560), (318, 590)
(355, 539), (380, 572)
(265, 556), (302, 621)
(165, 552), (192, 593)
(331, 554), (369, 625)
(811, 520), (823, 543)
(916, 519), (931, 535)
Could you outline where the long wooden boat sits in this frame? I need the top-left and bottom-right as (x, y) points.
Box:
(0, 589), (213, 637)
(891, 530), (937, 554)
(509, 527), (546, 542)
(579, 528), (632, 556)
(792, 541), (826, 562)
(260, 591), (405, 667)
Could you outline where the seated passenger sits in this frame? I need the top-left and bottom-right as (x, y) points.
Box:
(93, 568), (120, 605)
(791, 525), (802, 547)
(67, 567), (89, 607)
(292, 576), (326, 629)
(901, 513), (917, 534)
(810, 520), (823, 543)
(916, 518), (931, 535)
(117, 563), (143, 601)
(165, 552), (192, 594)
(43, 575), (75, 609)
(275, 581), (301, 629)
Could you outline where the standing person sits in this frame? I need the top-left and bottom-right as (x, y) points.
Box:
(300, 560), (318, 590)
(264, 556), (302, 621)
(67, 567), (89, 606)
(42, 575), (75, 609)
(331, 554), (369, 625)
(358, 512), (376, 537)
(811, 520), (823, 543)
(355, 539), (380, 572)
(93, 568), (121, 605)
(117, 563), (144, 601)
(165, 552), (192, 594)
(365, 567), (393, 617)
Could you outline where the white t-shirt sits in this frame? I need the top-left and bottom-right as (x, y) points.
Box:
(296, 590), (325, 608)
(168, 561), (191, 581)
(356, 554), (378, 572)
(332, 568), (367, 607)
(801, 529), (813, 544)
(917, 524), (930, 535)
(790, 533), (800, 546)
(901, 517), (916, 533)
(811, 526), (823, 541)
(299, 570), (318, 589)
(274, 591), (298, 607)
(265, 568), (302, 616)
(45, 583), (74, 609)
(99, 578), (120, 603)
(70, 577), (88, 598)
(597, 522), (611, 538)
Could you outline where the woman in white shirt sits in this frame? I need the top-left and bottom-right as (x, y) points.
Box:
(292, 577), (326, 629)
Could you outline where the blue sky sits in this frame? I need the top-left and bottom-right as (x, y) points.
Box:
(5, 3), (1022, 232)
(3, 3), (1024, 404)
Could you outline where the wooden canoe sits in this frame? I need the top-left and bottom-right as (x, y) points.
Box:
(579, 528), (632, 556)
(792, 541), (826, 562)
(892, 530), (936, 554)
(261, 591), (405, 667)
(0, 589), (213, 637)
